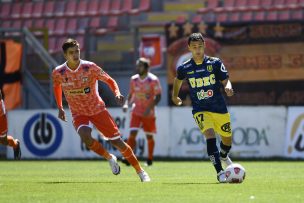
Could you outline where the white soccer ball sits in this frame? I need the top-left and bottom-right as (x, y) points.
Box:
(225, 163), (246, 183)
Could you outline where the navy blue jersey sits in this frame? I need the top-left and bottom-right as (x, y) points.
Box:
(176, 55), (229, 114)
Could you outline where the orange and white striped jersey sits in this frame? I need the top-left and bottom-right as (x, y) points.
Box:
(52, 60), (120, 116)
(129, 73), (162, 117)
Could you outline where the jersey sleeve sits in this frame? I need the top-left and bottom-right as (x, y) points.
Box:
(52, 69), (63, 109)
(93, 63), (112, 82)
(176, 65), (186, 80)
(94, 64), (121, 96)
(215, 60), (229, 81)
(52, 69), (61, 86)
(129, 79), (134, 95)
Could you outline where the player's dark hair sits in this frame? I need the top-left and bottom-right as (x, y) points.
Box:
(188, 33), (205, 45)
(136, 57), (150, 69)
(62, 38), (79, 53)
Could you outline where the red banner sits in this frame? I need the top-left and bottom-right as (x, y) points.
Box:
(139, 35), (162, 68)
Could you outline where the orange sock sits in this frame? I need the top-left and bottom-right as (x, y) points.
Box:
(127, 136), (136, 150)
(147, 138), (155, 161)
(7, 135), (17, 148)
(121, 144), (142, 173)
(89, 139), (112, 160)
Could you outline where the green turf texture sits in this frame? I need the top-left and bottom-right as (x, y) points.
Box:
(0, 161), (303, 203)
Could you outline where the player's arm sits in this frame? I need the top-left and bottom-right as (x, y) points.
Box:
(221, 79), (234, 97)
(98, 68), (124, 106)
(143, 94), (161, 116)
(217, 60), (233, 97)
(122, 93), (133, 112)
(52, 71), (67, 122)
(144, 78), (162, 115)
(171, 78), (183, 106)
(122, 79), (134, 112)
(105, 76), (124, 106)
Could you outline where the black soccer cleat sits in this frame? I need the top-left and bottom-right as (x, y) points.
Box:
(145, 159), (153, 166)
(13, 139), (21, 160)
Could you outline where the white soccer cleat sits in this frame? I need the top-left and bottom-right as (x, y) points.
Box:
(108, 154), (120, 175)
(220, 156), (233, 168)
(217, 170), (227, 183)
(138, 170), (151, 182)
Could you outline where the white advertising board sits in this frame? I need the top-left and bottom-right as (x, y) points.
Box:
(284, 107), (304, 158)
(7, 108), (170, 159)
(169, 107), (286, 158)
(7, 106), (286, 159)
(229, 107), (286, 158)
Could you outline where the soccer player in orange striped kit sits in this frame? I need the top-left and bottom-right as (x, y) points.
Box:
(0, 90), (21, 159)
(122, 58), (162, 166)
(52, 38), (150, 182)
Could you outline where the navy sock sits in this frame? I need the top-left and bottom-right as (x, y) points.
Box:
(206, 138), (223, 173)
(220, 141), (231, 158)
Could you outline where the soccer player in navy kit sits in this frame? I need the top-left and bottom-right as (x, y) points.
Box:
(172, 33), (234, 183)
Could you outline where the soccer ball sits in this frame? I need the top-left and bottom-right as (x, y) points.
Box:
(225, 163), (246, 183)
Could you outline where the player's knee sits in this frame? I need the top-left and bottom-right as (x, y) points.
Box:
(78, 126), (91, 136)
(82, 136), (93, 146)
(110, 138), (126, 151)
(203, 128), (216, 139)
(146, 134), (153, 140)
(221, 136), (232, 146)
(130, 131), (138, 137)
(78, 127), (93, 145)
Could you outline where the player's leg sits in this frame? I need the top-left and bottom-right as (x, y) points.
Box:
(127, 130), (138, 150)
(142, 116), (157, 166)
(214, 113), (233, 167)
(145, 134), (154, 166)
(219, 136), (232, 166)
(0, 135), (21, 160)
(194, 112), (225, 183)
(127, 113), (141, 150)
(110, 138), (150, 182)
(122, 129), (138, 166)
(0, 115), (21, 160)
(73, 115), (120, 175)
(77, 126), (111, 160)
(92, 110), (150, 182)
(122, 113), (140, 165)
(204, 128), (226, 182)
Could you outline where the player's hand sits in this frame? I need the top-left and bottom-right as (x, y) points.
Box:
(172, 96), (182, 106)
(122, 104), (128, 113)
(225, 87), (234, 97)
(115, 94), (124, 106)
(58, 108), (67, 122)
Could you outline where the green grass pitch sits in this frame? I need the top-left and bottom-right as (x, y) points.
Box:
(0, 160), (303, 202)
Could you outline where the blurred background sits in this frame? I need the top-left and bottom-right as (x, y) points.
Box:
(0, 0), (303, 160)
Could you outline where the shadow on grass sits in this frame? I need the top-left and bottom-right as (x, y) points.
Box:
(162, 182), (219, 185)
(39, 181), (122, 184)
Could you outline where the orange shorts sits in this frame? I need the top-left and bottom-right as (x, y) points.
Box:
(72, 110), (120, 140)
(0, 114), (8, 137)
(130, 113), (156, 134)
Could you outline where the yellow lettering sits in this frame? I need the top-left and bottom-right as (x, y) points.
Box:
(189, 78), (196, 88)
(189, 74), (216, 88)
(66, 88), (85, 95)
(196, 78), (203, 87)
(203, 77), (210, 86)
(210, 74), (215, 84)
